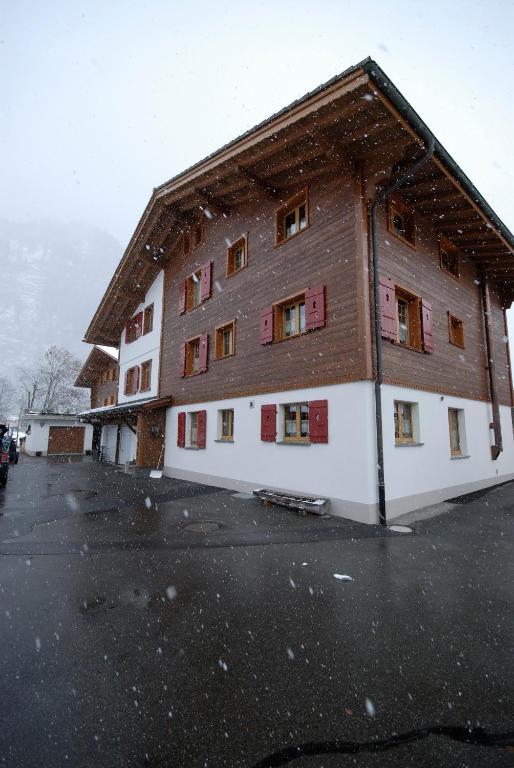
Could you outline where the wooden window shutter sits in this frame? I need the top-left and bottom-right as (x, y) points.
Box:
(305, 285), (326, 331)
(199, 334), (209, 372)
(177, 412), (186, 448)
(197, 410), (207, 448)
(200, 262), (212, 302)
(261, 404), (277, 442)
(134, 365), (140, 392)
(124, 321), (131, 344)
(178, 280), (187, 314)
(179, 343), (186, 377)
(260, 307), (274, 344)
(379, 277), (396, 341)
(124, 368), (130, 395)
(309, 400), (328, 443)
(421, 299), (434, 353)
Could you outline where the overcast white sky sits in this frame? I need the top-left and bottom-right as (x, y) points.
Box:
(2, 0), (513, 329)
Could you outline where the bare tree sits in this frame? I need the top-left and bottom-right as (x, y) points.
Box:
(17, 346), (89, 414)
(0, 377), (15, 421)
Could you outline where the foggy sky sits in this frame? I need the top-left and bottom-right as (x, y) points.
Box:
(2, 0), (514, 333)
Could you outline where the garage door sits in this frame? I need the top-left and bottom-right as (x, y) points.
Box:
(102, 425), (118, 463)
(118, 425), (137, 466)
(48, 426), (85, 455)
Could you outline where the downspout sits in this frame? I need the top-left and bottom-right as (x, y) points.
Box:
(370, 139), (435, 525)
(479, 271), (503, 460)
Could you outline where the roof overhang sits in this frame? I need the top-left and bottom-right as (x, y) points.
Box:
(84, 57), (514, 345)
(78, 396), (172, 422)
(75, 345), (119, 388)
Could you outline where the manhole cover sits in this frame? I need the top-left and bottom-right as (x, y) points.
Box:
(184, 520), (222, 534)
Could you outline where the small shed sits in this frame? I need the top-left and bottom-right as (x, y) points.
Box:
(24, 413), (94, 457)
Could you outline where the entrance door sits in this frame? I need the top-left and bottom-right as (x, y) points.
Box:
(118, 425), (137, 466)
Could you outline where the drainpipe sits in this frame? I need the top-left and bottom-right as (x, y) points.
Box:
(370, 139), (435, 525)
(479, 271), (503, 460)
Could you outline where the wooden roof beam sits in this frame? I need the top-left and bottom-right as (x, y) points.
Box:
(236, 165), (282, 200)
(195, 187), (232, 217)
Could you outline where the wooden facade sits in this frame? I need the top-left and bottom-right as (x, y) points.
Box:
(75, 346), (119, 409)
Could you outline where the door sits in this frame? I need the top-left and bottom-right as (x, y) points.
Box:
(118, 425), (137, 465)
(102, 425), (118, 463)
(48, 426), (85, 455)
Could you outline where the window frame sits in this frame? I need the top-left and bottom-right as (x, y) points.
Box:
(186, 270), (202, 311)
(448, 408), (462, 456)
(192, 214), (204, 250)
(218, 409), (234, 441)
(448, 312), (465, 348)
(184, 336), (201, 377)
(189, 411), (199, 448)
(125, 315), (142, 344)
(395, 287), (422, 351)
(143, 304), (154, 335)
(394, 400), (415, 445)
(139, 359), (152, 392)
(274, 292), (307, 342)
(388, 199), (416, 247)
(275, 188), (309, 246)
(215, 320), (236, 359)
(439, 236), (460, 279)
(282, 402), (310, 444)
(226, 235), (248, 277)
(124, 366), (138, 396)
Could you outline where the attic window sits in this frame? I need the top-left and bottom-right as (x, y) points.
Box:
(276, 189), (309, 245)
(388, 200), (415, 246)
(227, 236), (247, 276)
(440, 237), (459, 278)
(448, 313), (465, 348)
(193, 214), (204, 249)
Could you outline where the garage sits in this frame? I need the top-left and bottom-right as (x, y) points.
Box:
(48, 426), (86, 455)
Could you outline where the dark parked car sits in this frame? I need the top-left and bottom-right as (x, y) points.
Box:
(0, 435), (10, 487)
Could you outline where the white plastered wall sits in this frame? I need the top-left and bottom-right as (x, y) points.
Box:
(382, 384), (514, 518)
(118, 271), (164, 404)
(164, 381), (378, 523)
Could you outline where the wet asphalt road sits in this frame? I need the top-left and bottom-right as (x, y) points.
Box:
(0, 456), (512, 767)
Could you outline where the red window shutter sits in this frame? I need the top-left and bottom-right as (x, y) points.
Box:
(177, 412), (186, 448)
(309, 400), (328, 443)
(178, 280), (187, 314)
(197, 410), (207, 449)
(379, 277), (396, 341)
(135, 312), (144, 338)
(305, 285), (326, 331)
(421, 299), (434, 353)
(124, 321), (131, 344)
(199, 334), (209, 372)
(200, 262), (212, 302)
(134, 365), (140, 392)
(179, 343), (186, 377)
(261, 404), (277, 442)
(260, 307), (274, 344)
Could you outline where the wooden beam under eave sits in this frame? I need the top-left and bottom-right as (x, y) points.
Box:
(236, 165), (281, 200)
(195, 187), (231, 217)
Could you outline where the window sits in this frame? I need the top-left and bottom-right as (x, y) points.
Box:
(276, 189), (308, 245)
(260, 286), (326, 344)
(448, 408), (465, 456)
(181, 410), (206, 449)
(124, 366), (139, 395)
(179, 262), (212, 314)
(277, 295), (306, 340)
(395, 289), (421, 350)
(193, 214), (204, 249)
(187, 270), (202, 310)
(388, 200), (415, 246)
(190, 411), (199, 447)
(283, 403), (309, 443)
(143, 304), (154, 335)
(394, 401), (415, 444)
(140, 360), (152, 391)
(183, 334), (208, 376)
(183, 227), (191, 256)
(448, 313), (464, 348)
(125, 312), (143, 344)
(215, 321), (235, 358)
(440, 237), (459, 278)
(227, 236), (247, 276)
(218, 409), (234, 441)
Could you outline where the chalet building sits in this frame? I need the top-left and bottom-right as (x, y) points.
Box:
(82, 58), (514, 523)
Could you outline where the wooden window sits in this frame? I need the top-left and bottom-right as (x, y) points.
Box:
(183, 227), (191, 256)
(219, 409), (234, 441)
(125, 312), (143, 344)
(215, 321), (235, 359)
(261, 286), (326, 345)
(448, 408), (462, 456)
(143, 304), (154, 335)
(185, 334), (208, 376)
(448, 313), (465, 348)
(189, 410), (207, 448)
(227, 236), (247, 276)
(193, 214), (204, 249)
(276, 189), (309, 245)
(388, 200), (415, 246)
(124, 366), (139, 396)
(140, 360), (152, 391)
(189, 411), (199, 447)
(395, 289), (422, 350)
(186, 270), (202, 311)
(394, 401), (414, 444)
(440, 237), (459, 278)
(283, 403), (309, 443)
